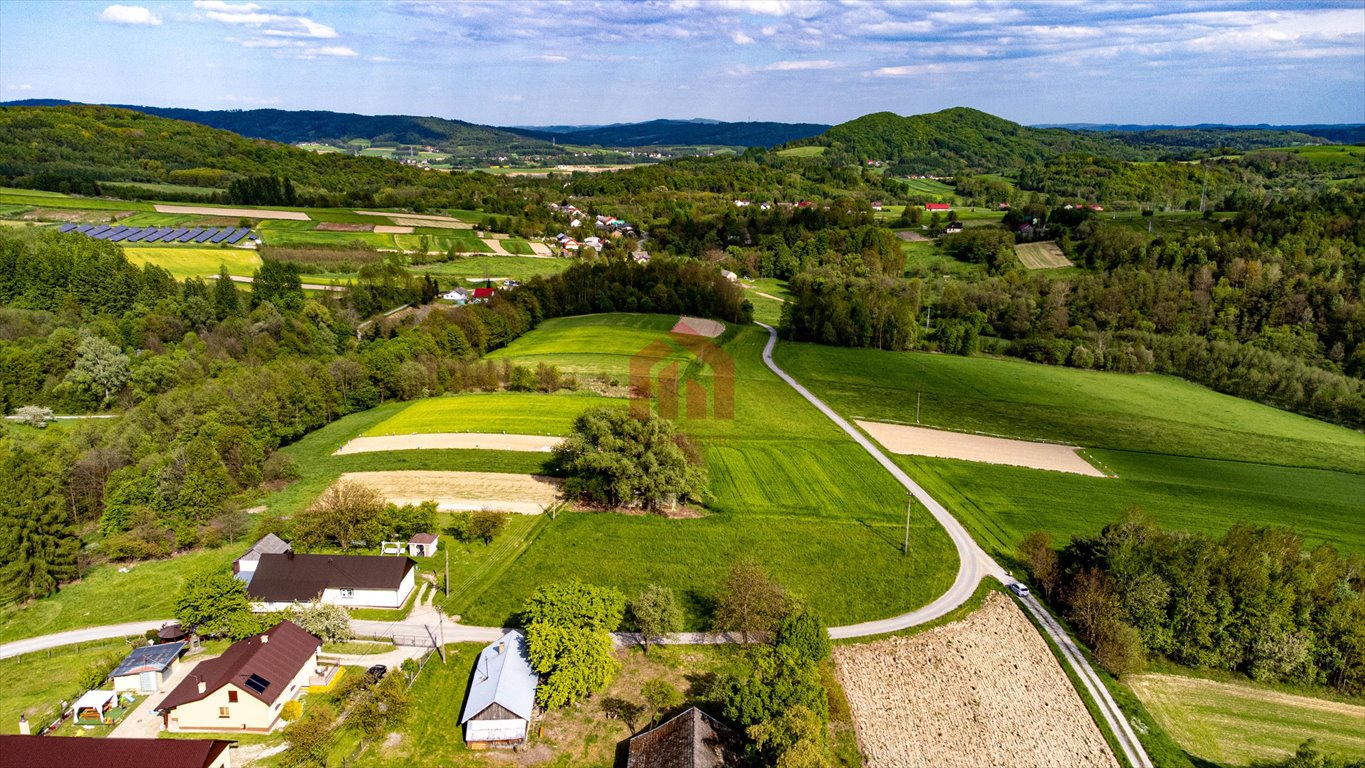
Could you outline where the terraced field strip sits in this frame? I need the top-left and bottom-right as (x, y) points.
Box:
(835, 593), (1117, 768)
(1127, 673), (1365, 765)
(1016, 241), (1073, 269)
(362, 392), (620, 437)
(340, 470), (562, 514)
(857, 420), (1106, 477)
(152, 204), (310, 220)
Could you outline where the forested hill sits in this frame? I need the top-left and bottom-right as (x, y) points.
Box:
(1043, 121), (1363, 145)
(507, 118), (832, 148)
(2, 99), (550, 152)
(0, 105), (498, 205)
(793, 107), (1136, 173)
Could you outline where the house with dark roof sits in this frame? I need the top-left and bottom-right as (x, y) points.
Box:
(109, 640), (187, 693)
(460, 630), (539, 749)
(408, 532), (439, 557)
(626, 707), (742, 768)
(0, 735), (234, 768)
(158, 621), (321, 733)
(232, 533), (291, 584)
(245, 552), (416, 611)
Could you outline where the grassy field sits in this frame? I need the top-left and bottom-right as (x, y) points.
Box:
(486, 313), (696, 377)
(0, 545), (239, 643)
(0, 638), (140, 734)
(775, 342), (1365, 560)
(121, 246), (262, 279)
(1015, 240), (1073, 269)
(362, 391), (624, 437)
(1127, 673), (1365, 766)
(102, 181), (223, 196)
(776, 145), (827, 157)
(414, 255), (571, 284)
(902, 238), (985, 278)
(901, 178), (956, 197)
(0, 189), (154, 212)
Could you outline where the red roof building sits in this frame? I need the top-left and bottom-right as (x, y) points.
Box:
(0, 735), (234, 768)
(925, 203), (952, 211)
(473, 287), (495, 299)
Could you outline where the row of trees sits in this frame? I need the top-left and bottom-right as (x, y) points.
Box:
(1021, 513), (1365, 694)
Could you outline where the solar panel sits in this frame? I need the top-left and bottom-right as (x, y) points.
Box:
(58, 223), (77, 233)
(242, 673), (270, 695)
(143, 227), (171, 243)
(209, 228), (233, 243)
(193, 228), (217, 243)
(108, 228), (135, 242)
(166, 227), (189, 241)
(122, 227), (150, 242)
(224, 228), (249, 244)
(74, 224), (94, 233)
(179, 228), (203, 242)
(92, 227), (119, 240)
(86, 225), (112, 238)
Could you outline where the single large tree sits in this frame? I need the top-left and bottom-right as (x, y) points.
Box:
(293, 480), (385, 549)
(631, 585), (682, 654)
(715, 559), (787, 643)
(554, 407), (708, 511)
(522, 579), (625, 708)
(174, 569), (260, 639)
(63, 332), (130, 407)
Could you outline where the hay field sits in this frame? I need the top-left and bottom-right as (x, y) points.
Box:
(336, 433), (559, 455)
(672, 316), (726, 338)
(152, 204), (310, 220)
(1016, 241), (1073, 269)
(856, 420), (1104, 477)
(340, 470), (561, 514)
(121, 246), (262, 280)
(1127, 673), (1365, 765)
(835, 592), (1117, 768)
(361, 392), (624, 437)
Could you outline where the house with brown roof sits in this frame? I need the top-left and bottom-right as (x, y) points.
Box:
(626, 707), (742, 768)
(245, 552), (416, 611)
(0, 735), (234, 768)
(232, 533), (291, 585)
(158, 621), (321, 733)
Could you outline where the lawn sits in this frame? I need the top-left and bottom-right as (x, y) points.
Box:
(901, 178), (957, 197)
(121, 246), (262, 279)
(362, 391), (625, 437)
(1127, 673), (1365, 766)
(410, 255), (572, 285)
(901, 239), (985, 278)
(485, 313), (694, 378)
(0, 545), (239, 643)
(774, 342), (1365, 560)
(0, 638), (139, 734)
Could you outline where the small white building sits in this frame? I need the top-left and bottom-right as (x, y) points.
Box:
(442, 288), (469, 304)
(233, 534), (291, 584)
(461, 630), (539, 749)
(409, 533), (439, 557)
(246, 553), (416, 611)
(109, 641), (187, 693)
(720, 269), (738, 282)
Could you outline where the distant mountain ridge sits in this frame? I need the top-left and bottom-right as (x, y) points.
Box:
(502, 118), (831, 148)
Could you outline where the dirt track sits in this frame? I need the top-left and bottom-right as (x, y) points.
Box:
(835, 593), (1119, 768)
(152, 204), (310, 220)
(340, 470), (561, 514)
(857, 420), (1106, 477)
(335, 433), (560, 455)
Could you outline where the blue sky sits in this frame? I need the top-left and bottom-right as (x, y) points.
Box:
(2, 1), (1362, 127)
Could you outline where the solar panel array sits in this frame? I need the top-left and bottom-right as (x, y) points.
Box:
(61, 225), (256, 244)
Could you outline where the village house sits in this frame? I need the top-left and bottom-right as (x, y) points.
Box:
(158, 621), (321, 734)
(441, 287), (469, 304)
(408, 532), (439, 557)
(632, 250), (651, 265)
(472, 287), (496, 302)
(945, 220), (965, 233)
(0, 735), (235, 768)
(460, 630), (539, 749)
(232, 534), (291, 585)
(925, 202), (952, 213)
(626, 707), (742, 768)
(720, 269), (738, 282)
(109, 640), (187, 693)
(245, 553), (416, 611)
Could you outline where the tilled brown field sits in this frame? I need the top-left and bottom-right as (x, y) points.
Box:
(834, 592), (1118, 768)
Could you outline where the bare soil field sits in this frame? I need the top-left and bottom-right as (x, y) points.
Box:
(671, 316), (726, 338)
(339, 470), (561, 514)
(315, 222), (373, 232)
(372, 225), (414, 234)
(152, 204), (310, 220)
(527, 242), (554, 256)
(355, 210), (473, 229)
(857, 420), (1106, 477)
(896, 230), (932, 242)
(1016, 241), (1074, 269)
(334, 433), (559, 455)
(835, 592), (1118, 768)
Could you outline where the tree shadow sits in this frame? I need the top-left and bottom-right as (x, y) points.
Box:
(682, 588), (717, 627)
(857, 518), (903, 553)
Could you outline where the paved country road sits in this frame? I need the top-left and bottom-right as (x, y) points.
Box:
(0, 621), (169, 660)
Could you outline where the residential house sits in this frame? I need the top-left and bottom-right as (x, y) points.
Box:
(409, 533), (439, 557)
(925, 202), (952, 212)
(0, 735), (234, 768)
(232, 534), (291, 584)
(442, 288), (469, 304)
(871, 201), (883, 211)
(472, 287), (496, 301)
(110, 641), (187, 693)
(626, 707), (742, 768)
(720, 270), (738, 283)
(460, 630), (539, 749)
(945, 221), (965, 233)
(632, 251), (651, 265)
(158, 621), (321, 733)
(246, 553), (416, 611)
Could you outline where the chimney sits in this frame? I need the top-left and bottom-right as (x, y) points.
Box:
(497, 641), (505, 655)
(260, 633), (269, 644)
(18, 715), (29, 736)
(286, 550), (294, 560)
(196, 676), (207, 695)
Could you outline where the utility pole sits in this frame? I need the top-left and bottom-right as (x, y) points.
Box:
(444, 549), (449, 599)
(916, 391), (922, 424)
(924, 306), (932, 335)
(903, 492), (913, 556)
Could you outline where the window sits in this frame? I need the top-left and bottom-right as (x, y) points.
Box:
(218, 707), (230, 719)
(227, 690), (238, 703)
(340, 588), (354, 599)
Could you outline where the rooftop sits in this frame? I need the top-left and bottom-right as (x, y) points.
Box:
(0, 735), (233, 768)
(109, 641), (186, 678)
(460, 630), (539, 725)
(246, 553), (414, 603)
(159, 621), (320, 710)
(626, 707), (742, 768)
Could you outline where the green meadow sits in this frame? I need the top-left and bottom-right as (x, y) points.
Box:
(362, 391), (625, 437)
(774, 342), (1365, 560)
(121, 246), (262, 279)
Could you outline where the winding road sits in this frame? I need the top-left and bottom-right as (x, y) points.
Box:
(0, 322), (1151, 767)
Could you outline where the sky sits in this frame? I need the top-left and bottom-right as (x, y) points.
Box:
(1, 0), (1362, 127)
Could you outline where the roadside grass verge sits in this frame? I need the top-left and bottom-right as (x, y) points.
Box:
(0, 637), (140, 734)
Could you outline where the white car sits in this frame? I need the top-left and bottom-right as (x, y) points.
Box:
(1008, 582), (1030, 598)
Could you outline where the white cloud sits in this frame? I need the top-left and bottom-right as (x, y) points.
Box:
(870, 63), (947, 77)
(314, 46), (357, 58)
(732, 31), (755, 44)
(526, 54), (569, 63)
(192, 0), (261, 12)
(6, 84), (33, 91)
(202, 8), (339, 38)
(765, 59), (837, 70)
(99, 5), (162, 26)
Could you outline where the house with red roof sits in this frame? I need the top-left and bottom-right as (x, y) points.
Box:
(472, 287), (496, 300)
(925, 202), (952, 212)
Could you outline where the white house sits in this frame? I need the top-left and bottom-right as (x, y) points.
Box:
(232, 534), (291, 584)
(720, 269), (738, 282)
(442, 288), (469, 304)
(460, 630), (539, 749)
(409, 533), (439, 557)
(246, 553), (416, 611)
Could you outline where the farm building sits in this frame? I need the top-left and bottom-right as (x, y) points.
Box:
(925, 202), (952, 212)
(232, 534), (291, 584)
(472, 287), (496, 301)
(626, 707), (742, 768)
(109, 640), (187, 693)
(720, 269), (738, 282)
(158, 621), (321, 733)
(0, 735), (235, 768)
(460, 630), (539, 749)
(409, 532), (439, 557)
(246, 553), (416, 610)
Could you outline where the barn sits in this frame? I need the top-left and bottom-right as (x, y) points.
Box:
(460, 630), (539, 749)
